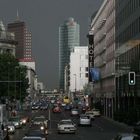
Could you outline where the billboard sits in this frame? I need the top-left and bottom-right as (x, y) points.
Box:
(90, 68), (100, 82)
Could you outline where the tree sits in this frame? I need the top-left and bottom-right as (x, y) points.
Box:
(0, 53), (29, 101)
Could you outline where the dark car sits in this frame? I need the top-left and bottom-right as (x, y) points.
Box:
(29, 123), (48, 135)
(133, 121), (140, 136)
(25, 129), (47, 140)
(64, 104), (71, 110)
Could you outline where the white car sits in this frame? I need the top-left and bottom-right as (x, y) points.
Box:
(79, 114), (92, 126)
(91, 109), (101, 117)
(85, 111), (95, 120)
(57, 119), (77, 134)
(7, 123), (16, 134)
(71, 108), (79, 116)
(32, 116), (48, 128)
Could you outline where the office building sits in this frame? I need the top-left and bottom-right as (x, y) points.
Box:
(7, 18), (32, 61)
(90, 0), (115, 118)
(115, 0), (140, 117)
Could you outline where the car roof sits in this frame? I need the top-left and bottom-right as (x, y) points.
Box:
(118, 133), (138, 137)
(61, 119), (72, 121)
(22, 136), (42, 140)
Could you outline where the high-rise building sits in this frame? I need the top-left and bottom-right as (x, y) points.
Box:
(59, 17), (80, 90)
(7, 18), (32, 61)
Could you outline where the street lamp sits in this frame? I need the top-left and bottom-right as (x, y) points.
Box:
(19, 70), (23, 110)
(15, 66), (20, 100)
(7, 62), (10, 100)
(73, 74), (77, 93)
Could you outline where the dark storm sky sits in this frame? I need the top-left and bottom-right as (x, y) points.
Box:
(0, 0), (103, 89)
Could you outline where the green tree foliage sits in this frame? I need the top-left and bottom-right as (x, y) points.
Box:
(0, 53), (29, 101)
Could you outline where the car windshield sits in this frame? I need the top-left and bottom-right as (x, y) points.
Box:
(34, 117), (45, 122)
(81, 116), (90, 119)
(27, 130), (45, 136)
(86, 112), (93, 115)
(59, 120), (72, 125)
(9, 117), (20, 121)
(93, 109), (99, 111)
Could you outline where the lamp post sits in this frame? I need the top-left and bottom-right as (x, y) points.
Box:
(20, 70), (23, 110)
(7, 62), (10, 101)
(73, 74), (77, 93)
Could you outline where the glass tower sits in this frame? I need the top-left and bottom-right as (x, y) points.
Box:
(59, 17), (80, 90)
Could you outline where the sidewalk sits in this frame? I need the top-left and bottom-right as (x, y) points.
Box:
(101, 116), (133, 131)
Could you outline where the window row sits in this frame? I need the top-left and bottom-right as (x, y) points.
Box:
(116, 0), (140, 27)
(116, 17), (140, 46)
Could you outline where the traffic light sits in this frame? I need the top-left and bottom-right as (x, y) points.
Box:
(128, 72), (135, 85)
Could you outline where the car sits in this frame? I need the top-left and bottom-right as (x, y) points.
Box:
(50, 99), (55, 104)
(112, 133), (140, 140)
(85, 111), (95, 120)
(31, 105), (40, 110)
(79, 114), (92, 126)
(40, 104), (48, 110)
(61, 103), (66, 107)
(133, 121), (140, 136)
(64, 104), (71, 110)
(32, 116), (48, 128)
(8, 116), (22, 128)
(91, 109), (101, 117)
(29, 123), (48, 135)
(57, 119), (77, 134)
(22, 136), (45, 140)
(71, 108), (79, 116)
(25, 129), (47, 140)
(7, 122), (16, 134)
(52, 106), (61, 113)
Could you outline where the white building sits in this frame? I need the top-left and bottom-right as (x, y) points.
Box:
(69, 46), (88, 92)
(37, 82), (44, 91)
(19, 60), (37, 98)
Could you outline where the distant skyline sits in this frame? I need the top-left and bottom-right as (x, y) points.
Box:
(0, 0), (103, 89)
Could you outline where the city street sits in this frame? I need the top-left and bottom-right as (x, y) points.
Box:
(9, 105), (132, 140)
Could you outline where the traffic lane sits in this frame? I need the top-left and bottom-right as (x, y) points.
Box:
(47, 109), (132, 140)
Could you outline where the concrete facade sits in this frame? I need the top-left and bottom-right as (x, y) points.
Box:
(90, 0), (115, 118)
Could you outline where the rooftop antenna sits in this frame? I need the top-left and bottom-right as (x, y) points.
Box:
(16, 9), (20, 21)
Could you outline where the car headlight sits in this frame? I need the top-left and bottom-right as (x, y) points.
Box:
(22, 119), (26, 123)
(40, 126), (44, 130)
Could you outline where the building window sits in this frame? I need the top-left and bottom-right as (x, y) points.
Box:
(85, 67), (88, 71)
(85, 73), (88, 77)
